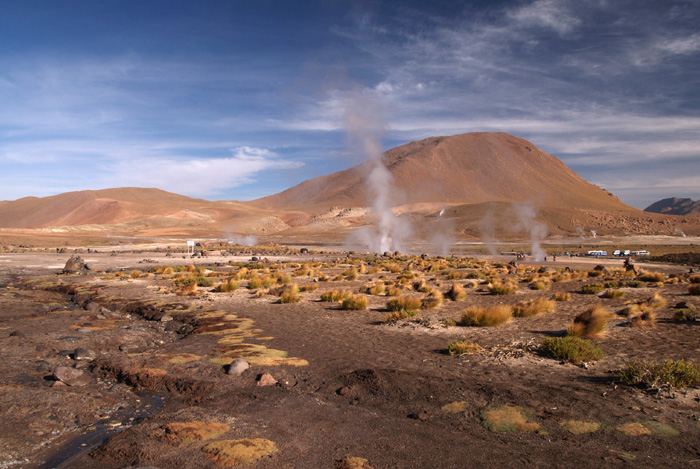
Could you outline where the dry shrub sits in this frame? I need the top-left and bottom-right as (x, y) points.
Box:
(567, 305), (610, 338)
(421, 290), (443, 309)
(320, 289), (352, 302)
(618, 304), (641, 317)
(253, 288), (269, 298)
(512, 297), (555, 317)
(602, 289), (625, 299)
(247, 275), (274, 290)
(620, 359), (700, 389)
(386, 285), (404, 297)
(299, 284), (319, 292)
(552, 292), (571, 302)
(580, 283), (604, 295)
(643, 293), (667, 309)
(215, 279), (240, 292)
(366, 283), (386, 296)
(487, 280), (516, 295)
(461, 305), (513, 327)
(464, 279), (480, 289)
(689, 275), (700, 284)
(386, 295), (423, 313)
(552, 273), (572, 283)
(673, 308), (699, 322)
(446, 271), (467, 280)
(384, 263), (401, 273)
(638, 271), (665, 283)
(689, 284), (700, 296)
(276, 285), (300, 304)
(341, 294), (368, 310)
(176, 282), (198, 296)
(384, 310), (417, 323)
(529, 281), (551, 291)
(448, 341), (484, 355)
(343, 268), (359, 280)
(446, 283), (467, 301)
(542, 336), (604, 364)
(629, 309), (656, 328)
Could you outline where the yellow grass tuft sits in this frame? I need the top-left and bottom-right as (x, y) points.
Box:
(567, 305), (610, 338)
(461, 305), (512, 327)
(512, 297), (555, 317)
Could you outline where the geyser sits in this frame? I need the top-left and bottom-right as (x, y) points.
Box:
(344, 93), (412, 253)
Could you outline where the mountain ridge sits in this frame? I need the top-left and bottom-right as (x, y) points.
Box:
(1, 132), (699, 241)
(645, 197), (700, 216)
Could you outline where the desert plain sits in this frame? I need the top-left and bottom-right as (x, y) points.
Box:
(1, 235), (699, 468)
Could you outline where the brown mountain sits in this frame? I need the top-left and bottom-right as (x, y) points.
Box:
(252, 132), (629, 212)
(644, 197), (700, 216)
(0, 188), (280, 238)
(1, 132), (699, 243)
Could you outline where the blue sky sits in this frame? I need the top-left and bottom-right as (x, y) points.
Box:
(1, 0), (698, 209)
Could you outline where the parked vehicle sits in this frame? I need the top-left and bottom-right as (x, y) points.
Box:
(586, 250), (607, 256)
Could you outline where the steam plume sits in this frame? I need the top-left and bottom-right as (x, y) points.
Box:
(512, 203), (547, 261)
(344, 92), (412, 253)
(224, 226), (258, 246)
(480, 208), (499, 256)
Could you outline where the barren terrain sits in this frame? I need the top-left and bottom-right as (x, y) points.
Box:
(1, 242), (700, 468)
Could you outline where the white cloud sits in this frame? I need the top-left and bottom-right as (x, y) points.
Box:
(657, 33), (700, 55)
(103, 146), (303, 198)
(507, 0), (581, 35)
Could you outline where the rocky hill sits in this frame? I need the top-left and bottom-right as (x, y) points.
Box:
(252, 132), (629, 212)
(644, 197), (700, 216)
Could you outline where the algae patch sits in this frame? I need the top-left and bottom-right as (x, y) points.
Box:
(481, 405), (540, 433)
(201, 438), (277, 466)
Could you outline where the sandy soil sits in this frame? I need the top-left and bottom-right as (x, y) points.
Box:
(1, 247), (699, 468)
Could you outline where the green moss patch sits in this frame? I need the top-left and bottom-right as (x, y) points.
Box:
(162, 421), (229, 445)
(201, 438), (277, 466)
(560, 420), (601, 434)
(441, 401), (468, 413)
(481, 405), (540, 433)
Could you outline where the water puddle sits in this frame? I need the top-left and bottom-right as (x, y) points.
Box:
(37, 392), (163, 469)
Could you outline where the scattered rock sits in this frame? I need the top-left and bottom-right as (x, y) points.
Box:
(62, 255), (92, 274)
(160, 315), (173, 322)
(119, 343), (141, 352)
(9, 330), (26, 338)
(73, 347), (97, 361)
(256, 372), (277, 386)
(76, 327), (92, 333)
(225, 358), (250, 376)
(53, 366), (91, 387)
(408, 410), (429, 421)
(85, 301), (100, 312)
